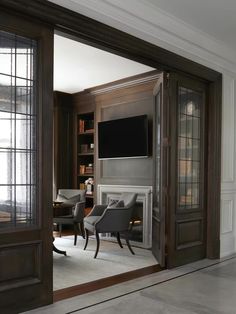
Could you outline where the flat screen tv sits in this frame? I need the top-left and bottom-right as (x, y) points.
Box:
(98, 115), (148, 159)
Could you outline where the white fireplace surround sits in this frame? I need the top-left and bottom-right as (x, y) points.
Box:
(97, 185), (153, 248)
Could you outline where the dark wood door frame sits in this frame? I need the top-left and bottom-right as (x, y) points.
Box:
(0, 0), (221, 262)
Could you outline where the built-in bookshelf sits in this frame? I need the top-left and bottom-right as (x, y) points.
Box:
(77, 112), (95, 208)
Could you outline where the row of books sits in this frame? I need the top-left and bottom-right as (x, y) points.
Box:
(79, 164), (93, 174)
(78, 119), (94, 133)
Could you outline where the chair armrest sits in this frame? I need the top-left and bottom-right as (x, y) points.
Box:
(87, 204), (107, 216)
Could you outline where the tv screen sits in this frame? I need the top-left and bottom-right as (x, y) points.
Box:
(98, 115), (148, 159)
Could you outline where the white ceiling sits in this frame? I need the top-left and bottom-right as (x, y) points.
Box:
(54, 35), (153, 93)
(146, 0), (236, 50)
(50, 0), (236, 52)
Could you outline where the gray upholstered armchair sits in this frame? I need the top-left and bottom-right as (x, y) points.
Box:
(83, 192), (137, 258)
(53, 189), (86, 245)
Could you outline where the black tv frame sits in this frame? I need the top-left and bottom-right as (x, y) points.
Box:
(98, 114), (149, 160)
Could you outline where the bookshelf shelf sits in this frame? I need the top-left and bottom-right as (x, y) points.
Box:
(78, 173), (94, 177)
(78, 130), (94, 135)
(78, 152), (94, 156)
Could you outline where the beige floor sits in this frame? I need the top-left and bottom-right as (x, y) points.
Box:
(53, 235), (157, 290)
(24, 256), (236, 314)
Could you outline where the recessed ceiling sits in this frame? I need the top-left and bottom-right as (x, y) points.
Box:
(54, 35), (153, 93)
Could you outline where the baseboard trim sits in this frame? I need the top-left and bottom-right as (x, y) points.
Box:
(53, 264), (162, 302)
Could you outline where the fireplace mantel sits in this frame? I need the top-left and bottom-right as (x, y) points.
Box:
(97, 185), (153, 248)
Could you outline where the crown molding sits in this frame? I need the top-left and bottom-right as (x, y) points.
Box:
(49, 0), (236, 74)
(1, 0), (219, 81)
(87, 71), (160, 95)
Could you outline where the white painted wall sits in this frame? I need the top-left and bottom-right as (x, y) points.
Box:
(220, 75), (236, 256)
(50, 0), (236, 257)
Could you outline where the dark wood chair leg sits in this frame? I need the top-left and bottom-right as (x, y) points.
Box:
(79, 222), (85, 239)
(74, 234), (77, 246)
(94, 231), (100, 259)
(124, 232), (135, 255)
(83, 228), (89, 250)
(53, 244), (67, 256)
(53, 237), (66, 256)
(116, 232), (123, 248)
(59, 223), (62, 237)
(73, 223), (78, 246)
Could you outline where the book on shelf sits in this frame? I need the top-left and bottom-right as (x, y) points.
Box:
(79, 183), (85, 190)
(85, 166), (93, 174)
(78, 119), (94, 133)
(84, 128), (94, 133)
(80, 165), (85, 174)
(79, 119), (85, 133)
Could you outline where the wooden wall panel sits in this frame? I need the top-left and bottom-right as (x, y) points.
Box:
(176, 219), (203, 250)
(73, 71), (159, 193)
(99, 97), (153, 185)
(95, 75), (158, 187)
(0, 241), (41, 291)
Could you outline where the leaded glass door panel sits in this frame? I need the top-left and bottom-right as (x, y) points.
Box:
(167, 73), (207, 268)
(0, 10), (53, 313)
(0, 31), (37, 229)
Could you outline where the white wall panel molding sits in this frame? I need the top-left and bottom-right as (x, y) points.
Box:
(221, 188), (236, 193)
(220, 192), (236, 257)
(50, 0), (236, 73)
(221, 75), (235, 184)
(221, 199), (233, 234)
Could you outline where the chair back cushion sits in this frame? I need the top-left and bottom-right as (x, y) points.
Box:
(107, 199), (125, 209)
(56, 189), (85, 205)
(92, 193), (137, 232)
(119, 193), (137, 208)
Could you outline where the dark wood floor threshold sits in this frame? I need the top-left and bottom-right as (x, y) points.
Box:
(53, 264), (162, 302)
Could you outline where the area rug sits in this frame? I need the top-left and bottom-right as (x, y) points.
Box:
(53, 236), (157, 290)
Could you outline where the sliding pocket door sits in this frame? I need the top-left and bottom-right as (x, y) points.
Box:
(0, 10), (53, 313)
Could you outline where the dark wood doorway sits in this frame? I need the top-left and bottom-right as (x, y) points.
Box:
(0, 0), (222, 312)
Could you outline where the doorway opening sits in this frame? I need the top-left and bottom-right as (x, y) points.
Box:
(0, 4), (221, 313)
(52, 33), (162, 298)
